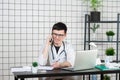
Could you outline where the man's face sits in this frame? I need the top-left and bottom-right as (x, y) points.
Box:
(52, 30), (66, 45)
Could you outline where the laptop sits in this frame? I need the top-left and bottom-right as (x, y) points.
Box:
(63, 49), (98, 71)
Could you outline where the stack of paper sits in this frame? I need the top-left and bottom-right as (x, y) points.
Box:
(11, 66), (31, 72)
(11, 66), (54, 73)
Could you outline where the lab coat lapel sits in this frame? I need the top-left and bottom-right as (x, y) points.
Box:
(58, 43), (64, 55)
(52, 45), (58, 58)
(52, 42), (64, 59)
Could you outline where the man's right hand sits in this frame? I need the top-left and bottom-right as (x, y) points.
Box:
(46, 35), (53, 46)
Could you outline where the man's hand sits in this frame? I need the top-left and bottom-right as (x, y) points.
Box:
(46, 35), (52, 46)
(52, 61), (71, 69)
(42, 35), (52, 58)
(52, 62), (61, 69)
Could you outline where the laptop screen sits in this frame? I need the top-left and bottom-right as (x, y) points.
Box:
(73, 50), (98, 70)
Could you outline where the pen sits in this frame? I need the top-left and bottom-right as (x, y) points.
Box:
(56, 59), (60, 62)
(53, 59), (60, 63)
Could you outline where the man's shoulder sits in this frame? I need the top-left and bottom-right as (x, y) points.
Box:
(64, 41), (73, 47)
(64, 41), (71, 44)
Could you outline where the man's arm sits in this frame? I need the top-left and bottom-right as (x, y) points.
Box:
(42, 35), (52, 58)
(38, 35), (52, 65)
(52, 61), (71, 69)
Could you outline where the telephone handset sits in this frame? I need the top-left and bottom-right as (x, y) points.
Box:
(49, 33), (53, 43)
(49, 38), (53, 43)
(49, 39), (52, 42)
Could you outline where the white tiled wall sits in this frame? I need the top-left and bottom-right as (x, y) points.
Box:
(0, 0), (120, 80)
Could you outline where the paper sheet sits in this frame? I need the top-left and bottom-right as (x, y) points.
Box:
(107, 63), (120, 69)
(38, 66), (54, 70)
(11, 66), (53, 73)
(11, 66), (31, 72)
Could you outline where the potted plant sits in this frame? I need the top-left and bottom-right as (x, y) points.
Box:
(106, 30), (115, 41)
(32, 62), (38, 73)
(103, 75), (110, 80)
(90, 23), (100, 33)
(105, 47), (115, 56)
(105, 47), (115, 64)
(82, 0), (103, 22)
(90, 23), (100, 40)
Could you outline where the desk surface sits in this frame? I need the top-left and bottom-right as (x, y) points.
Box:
(13, 68), (120, 79)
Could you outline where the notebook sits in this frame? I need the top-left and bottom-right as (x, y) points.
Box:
(63, 50), (98, 71)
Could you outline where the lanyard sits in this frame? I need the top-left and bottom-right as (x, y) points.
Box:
(51, 42), (67, 60)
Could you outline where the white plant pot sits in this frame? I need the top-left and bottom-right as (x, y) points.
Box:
(105, 56), (110, 68)
(92, 32), (96, 40)
(105, 56), (113, 62)
(32, 67), (38, 73)
(107, 36), (113, 41)
(105, 56), (113, 67)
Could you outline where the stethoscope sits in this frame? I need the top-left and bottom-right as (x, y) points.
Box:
(51, 41), (67, 60)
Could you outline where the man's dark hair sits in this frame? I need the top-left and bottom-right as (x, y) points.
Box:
(52, 22), (67, 33)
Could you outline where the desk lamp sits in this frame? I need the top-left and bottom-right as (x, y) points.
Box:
(89, 42), (100, 80)
(89, 42), (97, 49)
(89, 42), (101, 64)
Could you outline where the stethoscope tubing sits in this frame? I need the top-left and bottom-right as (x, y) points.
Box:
(51, 42), (67, 60)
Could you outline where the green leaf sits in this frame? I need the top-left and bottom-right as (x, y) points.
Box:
(90, 23), (100, 33)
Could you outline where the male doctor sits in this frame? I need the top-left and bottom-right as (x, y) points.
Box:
(38, 22), (75, 80)
(38, 22), (75, 69)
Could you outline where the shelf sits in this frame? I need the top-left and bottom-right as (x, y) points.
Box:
(86, 41), (120, 43)
(84, 13), (120, 80)
(84, 13), (120, 64)
(86, 21), (120, 23)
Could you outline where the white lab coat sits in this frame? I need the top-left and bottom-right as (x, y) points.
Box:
(38, 41), (75, 67)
